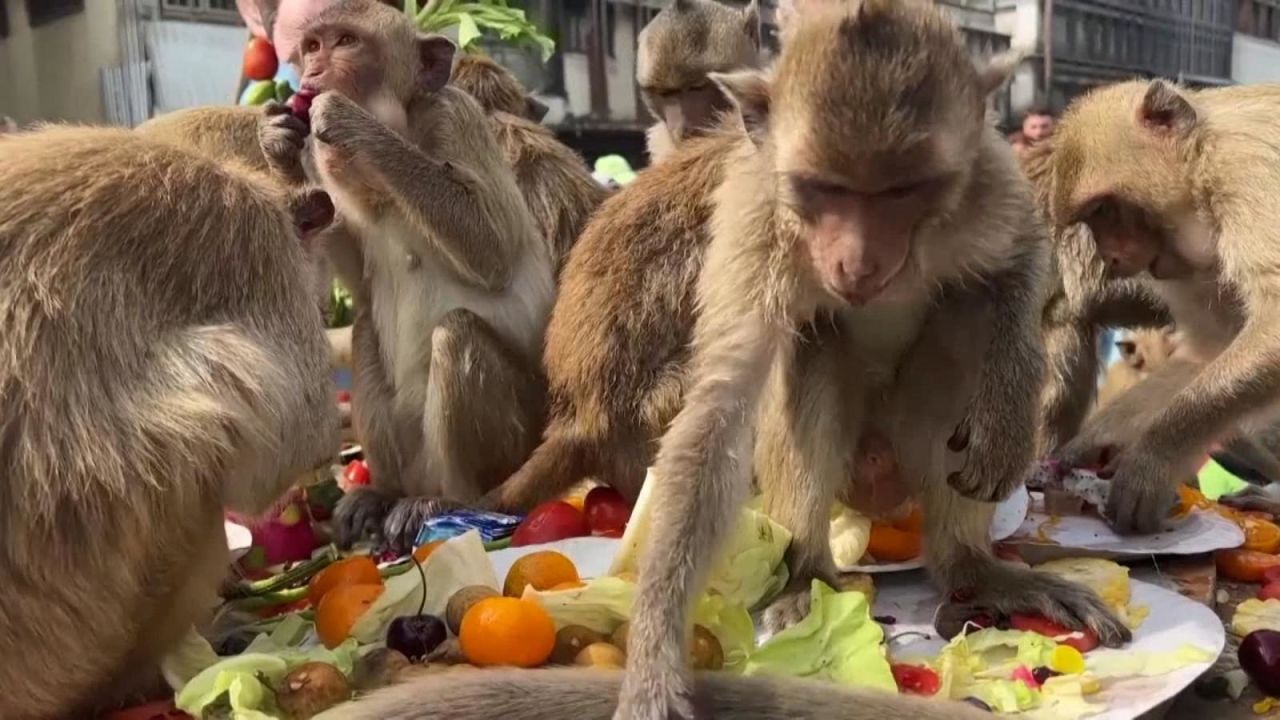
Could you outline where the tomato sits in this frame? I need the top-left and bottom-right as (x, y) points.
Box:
(242, 37), (278, 82)
(891, 663), (941, 696)
(102, 700), (192, 720)
(584, 486), (632, 535)
(342, 459), (371, 490)
(1216, 548), (1280, 583)
(866, 523), (923, 562)
(511, 501), (590, 547)
(1260, 582), (1280, 601)
(336, 389), (351, 403)
(1009, 614), (1100, 653)
(1244, 516), (1280, 554)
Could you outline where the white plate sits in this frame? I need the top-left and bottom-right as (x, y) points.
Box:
(487, 536), (620, 584)
(870, 571), (1225, 720)
(844, 485), (1033, 574)
(1007, 495), (1244, 562)
(225, 520), (253, 561)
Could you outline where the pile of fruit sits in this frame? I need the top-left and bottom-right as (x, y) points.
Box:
(827, 501), (925, 567)
(1172, 485), (1280, 587)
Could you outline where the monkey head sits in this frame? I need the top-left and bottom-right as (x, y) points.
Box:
(1116, 325), (1178, 372)
(637, 0), (762, 144)
(713, 0), (1019, 307)
(1046, 80), (1214, 281)
(298, 0), (455, 122)
(452, 54), (549, 122)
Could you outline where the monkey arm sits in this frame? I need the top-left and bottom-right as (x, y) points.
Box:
(1039, 303), (1101, 455)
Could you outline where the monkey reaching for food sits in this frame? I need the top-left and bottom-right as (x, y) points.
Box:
(615, 2), (1128, 717)
(637, 0), (764, 163)
(1035, 80), (1280, 533)
(0, 127), (337, 718)
(274, 1), (555, 551)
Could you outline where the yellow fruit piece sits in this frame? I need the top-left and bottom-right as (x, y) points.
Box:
(504, 550), (581, 598)
(1036, 558), (1139, 626)
(1050, 645), (1085, 675)
(1080, 676), (1101, 695)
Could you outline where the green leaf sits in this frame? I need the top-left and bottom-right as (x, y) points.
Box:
(404, 0), (419, 17)
(457, 14), (482, 50)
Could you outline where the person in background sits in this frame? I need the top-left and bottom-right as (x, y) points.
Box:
(0, 116), (17, 135)
(1021, 105), (1055, 147)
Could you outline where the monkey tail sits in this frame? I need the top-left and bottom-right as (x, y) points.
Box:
(324, 667), (989, 720)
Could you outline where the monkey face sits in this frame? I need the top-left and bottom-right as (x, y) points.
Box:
(643, 83), (733, 142)
(299, 23), (379, 102)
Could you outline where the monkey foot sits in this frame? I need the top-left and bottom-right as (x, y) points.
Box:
(936, 564), (1131, 648)
(760, 583), (815, 636)
(382, 496), (468, 552)
(331, 487), (396, 549)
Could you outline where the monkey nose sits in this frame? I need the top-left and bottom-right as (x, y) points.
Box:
(834, 260), (880, 305)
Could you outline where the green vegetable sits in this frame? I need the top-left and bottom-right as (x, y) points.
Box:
(244, 80), (278, 106)
(412, 0), (556, 61)
(741, 579), (895, 691)
(325, 281), (354, 329)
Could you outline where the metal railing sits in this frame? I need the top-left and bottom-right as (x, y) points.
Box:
(157, 0), (240, 25)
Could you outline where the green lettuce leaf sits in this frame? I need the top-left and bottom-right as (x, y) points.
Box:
(741, 579), (895, 691)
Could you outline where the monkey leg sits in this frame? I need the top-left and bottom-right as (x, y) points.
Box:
(756, 331), (856, 634)
(1038, 300), (1102, 455)
(376, 308), (549, 550)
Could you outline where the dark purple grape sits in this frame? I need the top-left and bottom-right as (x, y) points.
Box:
(1031, 667), (1060, 685)
(1240, 630), (1280, 697)
(287, 88), (317, 126)
(386, 614), (447, 662)
(962, 697), (993, 712)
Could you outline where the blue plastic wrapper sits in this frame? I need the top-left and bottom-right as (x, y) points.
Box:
(414, 509), (525, 546)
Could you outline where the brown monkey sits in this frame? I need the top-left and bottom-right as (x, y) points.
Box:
(324, 667), (992, 720)
(0, 127), (337, 718)
(1095, 326), (1179, 409)
(616, 2), (1129, 717)
(278, 1), (555, 551)
(638, 0), (764, 162)
(1039, 79), (1280, 533)
(450, 54), (609, 272)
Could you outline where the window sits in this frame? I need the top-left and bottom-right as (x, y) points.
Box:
(159, 0), (241, 25)
(26, 0), (82, 27)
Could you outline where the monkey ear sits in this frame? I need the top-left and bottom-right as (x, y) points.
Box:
(289, 189), (335, 247)
(526, 95), (550, 123)
(1138, 80), (1197, 136)
(416, 34), (458, 93)
(709, 70), (771, 142)
(977, 50), (1024, 98)
(743, 0), (763, 47)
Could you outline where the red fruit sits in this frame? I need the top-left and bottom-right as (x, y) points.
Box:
(593, 527), (625, 539)
(1265, 566), (1280, 586)
(584, 486), (632, 535)
(336, 390), (351, 403)
(243, 37), (278, 82)
(890, 664), (940, 696)
(343, 459), (371, 489)
(288, 88), (318, 124)
(1260, 582), (1280, 602)
(511, 501), (590, 547)
(103, 700), (192, 720)
(1010, 614), (1100, 653)
(1240, 630), (1280, 697)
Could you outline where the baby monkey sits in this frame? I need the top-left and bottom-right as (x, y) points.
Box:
(1041, 80), (1280, 533)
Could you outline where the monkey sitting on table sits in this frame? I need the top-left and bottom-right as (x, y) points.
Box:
(638, 0), (765, 163)
(0, 127), (338, 718)
(1035, 80), (1280, 533)
(265, 0), (556, 552)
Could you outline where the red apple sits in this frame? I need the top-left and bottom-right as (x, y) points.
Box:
(511, 501), (590, 547)
(584, 486), (631, 535)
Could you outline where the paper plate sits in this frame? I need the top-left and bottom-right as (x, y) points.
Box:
(871, 571), (1225, 719)
(843, 485), (1032, 574)
(1007, 496), (1244, 562)
(224, 520), (253, 561)
(488, 536), (620, 584)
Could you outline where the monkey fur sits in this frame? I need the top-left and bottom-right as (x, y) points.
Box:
(278, 1), (554, 551)
(614, 2), (1129, 717)
(1037, 80), (1280, 533)
(0, 127), (338, 718)
(322, 667), (991, 720)
(637, 0), (764, 163)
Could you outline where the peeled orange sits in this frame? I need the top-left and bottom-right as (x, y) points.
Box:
(503, 550), (580, 598)
(459, 597), (556, 667)
(315, 582), (384, 649)
(307, 555), (382, 608)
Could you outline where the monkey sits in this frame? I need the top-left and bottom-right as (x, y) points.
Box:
(450, 54), (610, 272)
(1095, 326), (1179, 410)
(321, 667), (993, 720)
(637, 0), (764, 163)
(272, 1), (555, 552)
(0, 126), (338, 718)
(1035, 79), (1280, 533)
(612, 2), (1130, 717)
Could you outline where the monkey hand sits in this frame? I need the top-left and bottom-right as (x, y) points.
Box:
(331, 487), (397, 549)
(382, 496), (467, 553)
(614, 662), (695, 720)
(310, 92), (377, 155)
(259, 101), (309, 180)
(1103, 446), (1184, 535)
(946, 407), (1036, 503)
(1220, 484), (1280, 515)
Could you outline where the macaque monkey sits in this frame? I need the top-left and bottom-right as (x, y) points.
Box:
(325, 667), (991, 720)
(617, 2), (1129, 717)
(1038, 80), (1280, 533)
(275, 0), (554, 551)
(0, 127), (337, 718)
(450, 54), (609, 271)
(638, 0), (764, 162)
(1095, 326), (1179, 409)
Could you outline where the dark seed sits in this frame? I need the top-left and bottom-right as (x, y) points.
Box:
(874, 615), (897, 625)
(963, 697), (992, 712)
(1032, 667), (1059, 685)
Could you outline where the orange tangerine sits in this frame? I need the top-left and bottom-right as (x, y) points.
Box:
(459, 597), (556, 667)
(315, 582), (384, 649)
(503, 550), (580, 597)
(307, 555), (382, 608)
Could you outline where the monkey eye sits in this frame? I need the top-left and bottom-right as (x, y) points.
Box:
(877, 183), (920, 201)
(303, 38), (320, 54)
(792, 176), (851, 200)
(337, 33), (358, 47)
